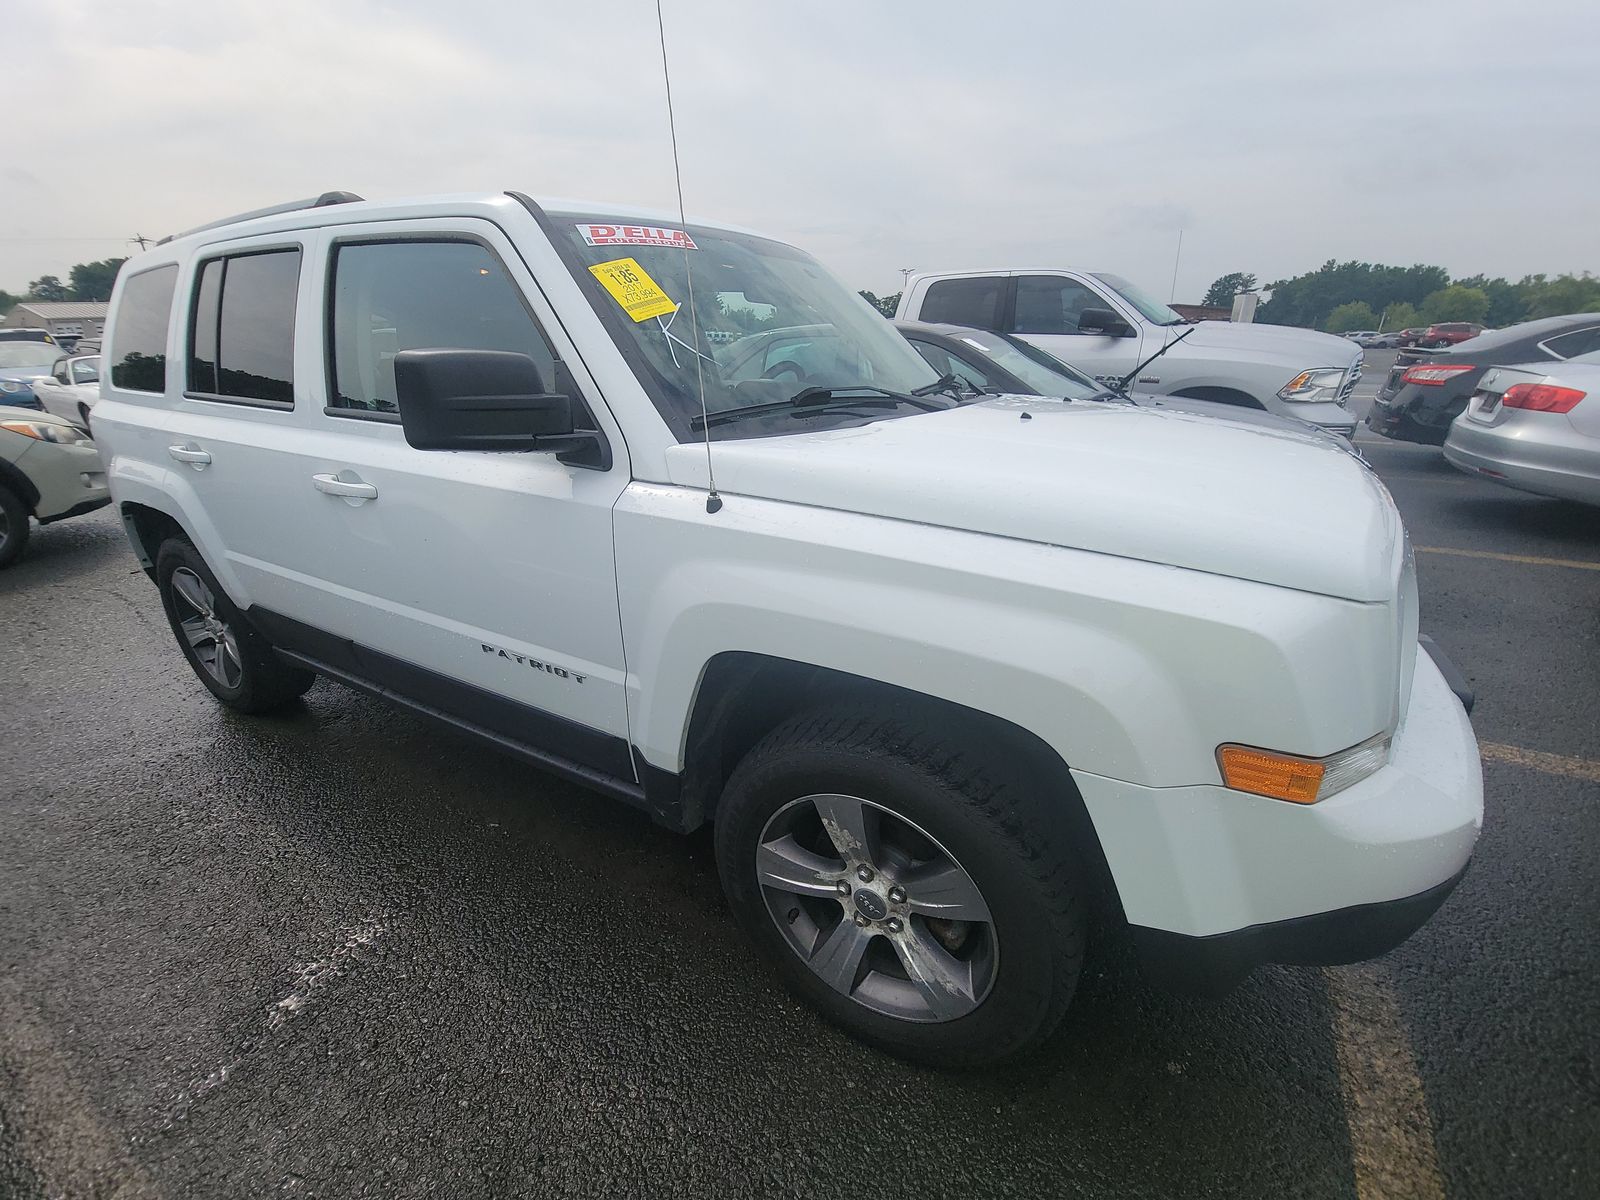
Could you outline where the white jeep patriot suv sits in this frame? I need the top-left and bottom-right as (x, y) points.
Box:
(95, 190), (1482, 1065)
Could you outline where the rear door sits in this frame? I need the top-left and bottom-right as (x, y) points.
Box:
(266, 220), (633, 770)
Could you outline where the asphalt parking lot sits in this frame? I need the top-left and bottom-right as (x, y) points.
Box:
(3, 353), (1597, 1199)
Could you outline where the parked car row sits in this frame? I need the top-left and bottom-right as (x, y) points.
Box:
(1366, 313), (1600, 444)
(894, 270), (1363, 436)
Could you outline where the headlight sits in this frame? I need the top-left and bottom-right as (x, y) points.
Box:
(0, 380), (23, 393)
(0, 419), (92, 445)
(1278, 367), (1347, 403)
(1216, 733), (1392, 804)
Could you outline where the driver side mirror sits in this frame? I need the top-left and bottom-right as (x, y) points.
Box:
(394, 349), (608, 468)
(1077, 308), (1134, 338)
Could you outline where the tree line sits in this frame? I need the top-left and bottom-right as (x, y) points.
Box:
(1202, 261), (1600, 334)
(0, 258), (130, 316)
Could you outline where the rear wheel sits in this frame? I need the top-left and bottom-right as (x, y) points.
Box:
(715, 707), (1086, 1066)
(0, 484), (30, 569)
(155, 537), (314, 713)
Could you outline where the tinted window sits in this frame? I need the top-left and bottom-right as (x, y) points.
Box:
(110, 265), (177, 392)
(940, 349), (993, 389)
(187, 259), (222, 396)
(329, 240), (557, 414)
(920, 277), (1005, 329)
(1013, 276), (1112, 335)
(1541, 327), (1600, 360)
(187, 250), (299, 405)
(71, 357), (99, 384)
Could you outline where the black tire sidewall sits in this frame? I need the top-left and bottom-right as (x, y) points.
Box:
(0, 484), (29, 568)
(715, 718), (1082, 1066)
(154, 537), (311, 711)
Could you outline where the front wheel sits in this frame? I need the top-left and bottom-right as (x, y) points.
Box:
(715, 708), (1086, 1066)
(0, 483), (30, 569)
(155, 537), (314, 713)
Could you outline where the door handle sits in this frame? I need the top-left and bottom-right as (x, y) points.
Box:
(167, 443), (211, 466)
(312, 473), (378, 500)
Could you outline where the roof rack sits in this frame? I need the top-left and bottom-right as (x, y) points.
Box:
(158, 191), (364, 245)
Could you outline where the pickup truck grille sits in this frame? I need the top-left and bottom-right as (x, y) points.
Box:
(1338, 363), (1361, 406)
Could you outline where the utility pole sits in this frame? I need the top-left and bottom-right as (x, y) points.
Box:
(131, 234), (152, 250)
(899, 267), (914, 290)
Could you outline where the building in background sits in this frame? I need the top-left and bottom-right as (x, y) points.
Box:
(1, 302), (109, 349)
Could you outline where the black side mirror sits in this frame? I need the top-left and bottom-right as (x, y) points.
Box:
(394, 348), (588, 455)
(1077, 308), (1134, 337)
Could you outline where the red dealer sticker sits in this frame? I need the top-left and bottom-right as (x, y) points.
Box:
(577, 223), (698, 250)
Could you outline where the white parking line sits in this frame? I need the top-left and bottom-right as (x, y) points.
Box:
(1327, 965), (1447, 1200)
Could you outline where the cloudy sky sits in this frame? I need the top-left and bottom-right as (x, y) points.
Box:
(5, 0), (1598, 301)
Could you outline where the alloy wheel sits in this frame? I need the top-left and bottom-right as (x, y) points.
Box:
(170, 567), (243, 689)
(755, 793), (999, 1023)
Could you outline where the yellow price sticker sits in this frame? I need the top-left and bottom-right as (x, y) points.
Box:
(588, 257), (677, 323)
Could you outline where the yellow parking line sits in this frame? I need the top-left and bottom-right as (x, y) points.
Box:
(1480, 741), (1600, 784)
(1415, 546), (1600, 572)
(1326, 965), (1446, 1200)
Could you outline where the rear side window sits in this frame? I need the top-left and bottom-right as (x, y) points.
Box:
(1540, 327), (1600, 360)
(110, 265), (178, 392)
(327, 239), (558, 415)
(919, 277), (1005, 329)
(188, 248), (301, 406)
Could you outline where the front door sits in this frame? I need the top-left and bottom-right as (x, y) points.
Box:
(1010, 274), (1145, 389)
(275, 221), (633, 776)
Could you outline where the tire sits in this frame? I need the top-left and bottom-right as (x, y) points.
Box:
(154, 536), (315, 713)
(715, 706), (1086, 1067)
(78, 403), (92, 431)
(0, 483), (30, 569)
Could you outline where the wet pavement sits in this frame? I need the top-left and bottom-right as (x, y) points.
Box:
(2, 415), (1597, 1198)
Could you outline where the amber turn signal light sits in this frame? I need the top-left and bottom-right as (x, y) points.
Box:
(1216, 745), (1325, 804)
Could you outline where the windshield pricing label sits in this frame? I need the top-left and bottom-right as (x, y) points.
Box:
(588, 257), (677, 323)
(577, 223), (697, 250)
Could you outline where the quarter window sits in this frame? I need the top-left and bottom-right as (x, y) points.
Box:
(1541, 327), (1600, 360)
(109, 264), (178, 392)
(188, 249), (301, 406)
(327, 240), (558, 414)
(919, 277), (1005, 330)
(1012, 276), (1111, 336)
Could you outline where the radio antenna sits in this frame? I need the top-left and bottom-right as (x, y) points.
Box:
(655, 0), (721, 514)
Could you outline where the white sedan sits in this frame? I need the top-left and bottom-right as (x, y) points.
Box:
(33, 354), (102, 428)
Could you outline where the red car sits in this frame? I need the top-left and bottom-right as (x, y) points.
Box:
(1422, 322), (1484, 348)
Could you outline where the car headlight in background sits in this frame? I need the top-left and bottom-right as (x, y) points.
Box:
(0, 419), (93, 445)
(0, 380), (24, 393)
(1278, 367), (1348, 404)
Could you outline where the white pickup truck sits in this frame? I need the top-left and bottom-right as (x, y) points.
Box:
(895, 269), (1362, 435)
(93, 191), (1480, 1065)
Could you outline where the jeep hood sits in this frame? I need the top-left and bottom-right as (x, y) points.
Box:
(664, 398), (1402, 602)
(1175, 320), (1361, 366)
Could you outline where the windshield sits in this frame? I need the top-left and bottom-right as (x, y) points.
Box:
(547, 212), (944, 439)
(0, 343), (63, 369)
(1092, 273), (1185, 326)
(943, 329), (1104, 400)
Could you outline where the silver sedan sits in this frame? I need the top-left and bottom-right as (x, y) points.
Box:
(1444, 351), (1600, 505)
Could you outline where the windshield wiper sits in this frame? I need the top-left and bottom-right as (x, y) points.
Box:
(690, 386), (943, 431)
(911, 373), (973, 401)
(1110, 326), (1197, 397)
